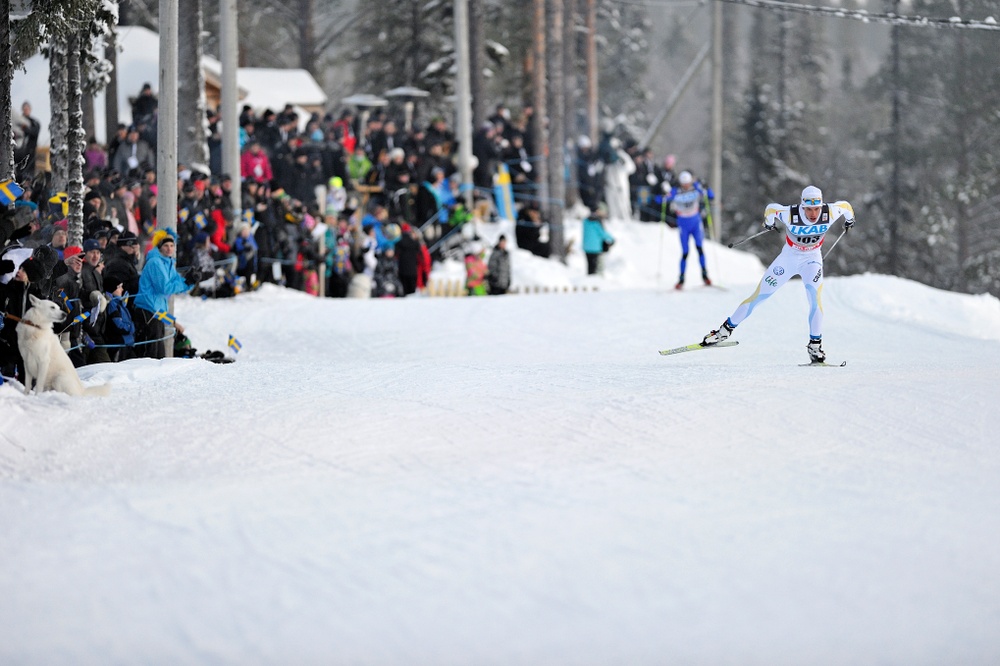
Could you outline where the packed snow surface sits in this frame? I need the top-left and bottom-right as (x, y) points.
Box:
(3, 217), (999, 665)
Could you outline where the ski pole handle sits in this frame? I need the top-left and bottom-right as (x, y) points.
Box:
(727, 227), (773, 248)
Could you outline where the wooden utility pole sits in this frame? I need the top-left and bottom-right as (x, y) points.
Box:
(584, 0), (597, 143)
(454, 0), (474, 209)
(888, 0), (900, 276)
(531, 0), (549, 214)
(469, 0), (486, 127)
(546, 0), (565, 258)
(158, 0), (178, 234)
(220, 0), (240, 212)
(104, 31), (119, 144)
(710, 0), (723, 241)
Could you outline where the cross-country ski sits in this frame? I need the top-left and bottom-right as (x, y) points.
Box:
(659, 340), (739, 356)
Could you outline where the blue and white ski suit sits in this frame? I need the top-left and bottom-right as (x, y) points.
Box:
(665, 183), (713, 278)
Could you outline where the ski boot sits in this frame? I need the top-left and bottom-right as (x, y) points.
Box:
(702, 319), (735, 346)
(806, 337), (826, 364)
(675, 276), (684, 290)
(702, 269), (712, 286)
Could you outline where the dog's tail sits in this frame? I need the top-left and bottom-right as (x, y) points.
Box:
(83, 383), (112, 397)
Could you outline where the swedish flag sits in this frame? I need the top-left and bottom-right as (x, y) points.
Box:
(242, 209), (254, 227)
(227, 335), (242, 353)
(194, 212), (207, 230)
(154, 310), (177, 326)
(0, 180), (25, 206)
(49, 192), (69, 218)
(71, 306), (100, 325)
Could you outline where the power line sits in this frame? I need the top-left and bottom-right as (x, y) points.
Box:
(716, 0), (1000, 31)
(606, 0), (1000, 31)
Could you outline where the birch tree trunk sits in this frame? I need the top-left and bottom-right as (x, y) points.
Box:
(67, 30), (86, 246)
(49, 38), (69, 194)
(1, 9), (13, 180)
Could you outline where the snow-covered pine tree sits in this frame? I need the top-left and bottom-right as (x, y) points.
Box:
(853, 0), (1000, 296)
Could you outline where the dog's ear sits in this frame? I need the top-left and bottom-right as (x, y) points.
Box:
(28, 293), (40, 306)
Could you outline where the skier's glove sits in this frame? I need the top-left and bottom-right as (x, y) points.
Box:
(843, 217), (855, 230)
(763, 216), (778, 231)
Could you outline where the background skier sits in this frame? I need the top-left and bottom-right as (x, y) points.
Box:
(664, 170), (714, 289)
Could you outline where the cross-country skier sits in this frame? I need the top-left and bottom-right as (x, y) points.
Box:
(665, 170), (714, 289)
(700, 185), (855, 363)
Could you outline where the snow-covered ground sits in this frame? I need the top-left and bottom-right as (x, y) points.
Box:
(3, 215), (1000, 665)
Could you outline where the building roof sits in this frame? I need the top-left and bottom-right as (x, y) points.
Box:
(11, 25), (326, 146)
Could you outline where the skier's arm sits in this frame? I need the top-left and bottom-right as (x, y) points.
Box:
(831, 201), (856, 229)
(762, 204), (785, 230)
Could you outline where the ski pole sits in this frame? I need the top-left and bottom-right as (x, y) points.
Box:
(822, 229), (848, 260)
(727, 227), (773, 248)
(822, 215), (849, 260)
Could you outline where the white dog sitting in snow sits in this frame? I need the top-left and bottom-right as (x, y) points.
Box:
(16, 294), (110, 397)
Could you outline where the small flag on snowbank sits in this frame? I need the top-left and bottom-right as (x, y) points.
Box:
(228, 335), (242, 353)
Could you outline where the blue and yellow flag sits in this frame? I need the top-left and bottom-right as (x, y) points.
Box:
(227, 335), (242, 353)
(154, 310), (177, 326)
(49, 192), (68, 218)
(71, 305), (100, 325)
(0, 180), (25, 206)
(242, 209), (255, 228)
(194, 212), (207, 231)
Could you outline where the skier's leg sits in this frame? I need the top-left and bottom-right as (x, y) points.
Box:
(800, 259), (824, 338)
(728, 252), (794, 327)
(678, 223), (692, 281)
(692, 221), (707, 270)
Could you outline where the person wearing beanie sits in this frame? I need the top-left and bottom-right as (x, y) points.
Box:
(134, 228), (192, 359)
(699, 185), (857, 365)
(52, 243), (88, 368)
(81, 238), (105, 298)
(104, 231), (141, 297)
(150, 228), (177, 251)
(19, 255), (47, 284)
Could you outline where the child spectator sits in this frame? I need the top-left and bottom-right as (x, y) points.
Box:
(465, 242), (488, 296)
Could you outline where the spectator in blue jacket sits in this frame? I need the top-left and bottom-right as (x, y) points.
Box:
(581, 206), (615, 275)
(134, 229), (193, 358)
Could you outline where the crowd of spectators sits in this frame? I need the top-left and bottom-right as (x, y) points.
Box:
(0, 88), (545, 381)
(1, 83), (693, 383)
